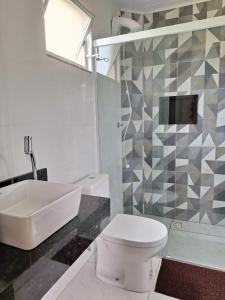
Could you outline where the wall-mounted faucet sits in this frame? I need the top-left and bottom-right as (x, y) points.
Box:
(24, 136), (38, 180)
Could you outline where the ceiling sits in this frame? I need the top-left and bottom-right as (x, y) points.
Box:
(114, 0), (207, 13)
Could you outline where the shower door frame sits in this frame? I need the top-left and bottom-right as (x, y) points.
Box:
(94, 15), (225, 48)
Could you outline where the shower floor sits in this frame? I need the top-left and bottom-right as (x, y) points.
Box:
(145, 215), (225, 271)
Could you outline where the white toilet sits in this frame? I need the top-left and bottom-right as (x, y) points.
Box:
(96, 214), (168, 293)
(74, 174), (110, 198)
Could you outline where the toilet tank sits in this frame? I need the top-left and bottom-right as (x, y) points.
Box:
(74, 174), (110, 198)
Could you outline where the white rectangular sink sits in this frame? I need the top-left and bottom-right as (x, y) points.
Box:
(0, 180), (81, 250)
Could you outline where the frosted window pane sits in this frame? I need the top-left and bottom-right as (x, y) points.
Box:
(44, 0), (91, 63)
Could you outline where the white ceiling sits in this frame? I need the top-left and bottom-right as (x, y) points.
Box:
(114, 0), (208, 13)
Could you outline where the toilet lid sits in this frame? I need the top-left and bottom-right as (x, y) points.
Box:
(102, 214), (168, 248)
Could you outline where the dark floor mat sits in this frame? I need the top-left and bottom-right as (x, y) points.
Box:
(155, 259), (225, 300)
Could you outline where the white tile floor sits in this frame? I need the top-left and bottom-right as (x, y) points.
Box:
(56, 252), (177, 300)
(43, 241), (178, 300)
(150, 294), (178, 300)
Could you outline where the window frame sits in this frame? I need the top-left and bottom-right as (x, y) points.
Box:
(43, 0), (94, 72)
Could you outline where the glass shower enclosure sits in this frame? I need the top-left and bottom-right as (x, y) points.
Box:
(95, 15), (225, 271)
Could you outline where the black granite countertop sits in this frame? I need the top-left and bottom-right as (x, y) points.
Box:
(0, 194), (110, 300)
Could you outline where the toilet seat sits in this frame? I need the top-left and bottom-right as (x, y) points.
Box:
(102, 214), (168, 248)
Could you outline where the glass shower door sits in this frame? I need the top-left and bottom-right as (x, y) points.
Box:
(150, 34), (177, 224)
(96, 74), (123, 218)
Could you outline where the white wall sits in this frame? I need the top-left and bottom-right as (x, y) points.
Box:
(0, 0), (99, 183)
(82, 0), (120, 39)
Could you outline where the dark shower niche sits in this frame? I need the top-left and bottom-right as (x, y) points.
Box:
(52, 236), (92, 266)
(159, 95), (198, 124)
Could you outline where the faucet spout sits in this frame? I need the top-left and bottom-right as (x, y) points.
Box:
(30, 152), (38, 180)
(24, 136), (38, 180)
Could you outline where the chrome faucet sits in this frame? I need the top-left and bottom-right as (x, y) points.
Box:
(24, 136), (38, 180)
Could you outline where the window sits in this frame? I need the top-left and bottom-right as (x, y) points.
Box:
(44, 0), (93, 70)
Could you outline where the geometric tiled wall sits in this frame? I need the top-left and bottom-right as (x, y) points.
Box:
(121, 0), (225, 225)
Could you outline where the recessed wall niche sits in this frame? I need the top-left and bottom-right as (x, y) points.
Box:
(159, 95), (198, 125)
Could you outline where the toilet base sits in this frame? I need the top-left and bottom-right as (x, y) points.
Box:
(96, 261), (154, 293)
(96, 237), (157, 293)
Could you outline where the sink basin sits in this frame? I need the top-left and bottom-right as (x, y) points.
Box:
(0, 180), (81, 250)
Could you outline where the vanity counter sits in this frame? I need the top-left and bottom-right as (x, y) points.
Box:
(0, 194), (110, 300)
